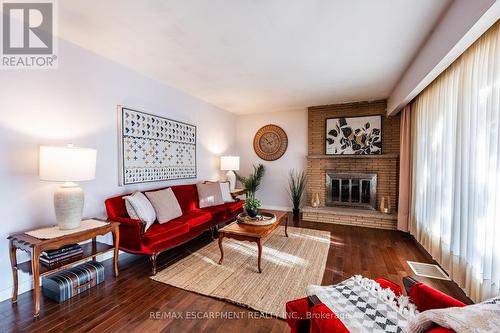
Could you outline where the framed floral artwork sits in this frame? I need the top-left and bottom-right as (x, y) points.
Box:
(325, 115), (382, 155)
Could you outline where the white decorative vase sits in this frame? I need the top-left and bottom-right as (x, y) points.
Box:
(379, 196), (391, 214)
(54, 182), (84, 230)
(311, 193), (320, 208)
(226, 170), (236, 191)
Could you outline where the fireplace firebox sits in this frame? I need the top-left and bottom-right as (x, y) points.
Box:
(325, 171), (377, 210)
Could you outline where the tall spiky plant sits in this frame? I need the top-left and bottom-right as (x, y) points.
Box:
(234, 164), (265, 198)
(288, 169), (307, 211)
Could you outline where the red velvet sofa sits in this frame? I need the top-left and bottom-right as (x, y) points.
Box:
(285, 277), (466, 333)
(105, 184), (244, 274)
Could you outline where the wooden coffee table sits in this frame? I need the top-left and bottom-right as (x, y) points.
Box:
(217, 209), (288, 273)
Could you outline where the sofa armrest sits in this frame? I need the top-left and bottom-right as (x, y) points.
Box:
(110, 216), (145, 229)
(107, 217), (145, 248)
(408, 281), (466, 311)
(308, 294), (322, 306)
(285, 297), (311, 333)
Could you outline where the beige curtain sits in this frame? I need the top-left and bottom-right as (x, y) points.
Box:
(397, 104), (412, 232)
(410, 20), (500, 302)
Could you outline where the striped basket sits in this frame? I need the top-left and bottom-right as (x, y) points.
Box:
(42, 261), (105, 303)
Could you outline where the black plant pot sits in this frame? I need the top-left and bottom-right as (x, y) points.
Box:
(246, 208), (258, 218)
(292, 208), (300, 218)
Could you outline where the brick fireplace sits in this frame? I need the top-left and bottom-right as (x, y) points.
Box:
(303, 100), (400, 230)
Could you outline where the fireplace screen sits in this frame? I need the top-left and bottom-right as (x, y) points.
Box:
(326, 172), (377, 210)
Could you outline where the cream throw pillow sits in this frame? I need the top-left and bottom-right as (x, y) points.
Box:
(197, 182), (224, 208)
(123, 191), (156, 231)
(204, 181), (234, 203)
(145, 188), (183, 224)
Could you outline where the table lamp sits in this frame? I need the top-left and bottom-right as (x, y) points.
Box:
(220, 156), (239, 191)
(39, 145), (97, 230)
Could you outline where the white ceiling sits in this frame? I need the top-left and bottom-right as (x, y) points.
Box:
(58, 0), (451, 114)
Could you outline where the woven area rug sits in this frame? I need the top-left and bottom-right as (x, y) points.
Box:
(151, 226), (330, 318)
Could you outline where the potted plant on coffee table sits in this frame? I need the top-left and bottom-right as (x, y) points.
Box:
(244, 197), (261, 218)
(235, 164), (266, 217)
(288, 169), (307, 218)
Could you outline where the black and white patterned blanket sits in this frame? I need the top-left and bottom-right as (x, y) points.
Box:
(307, 276), (418, 333)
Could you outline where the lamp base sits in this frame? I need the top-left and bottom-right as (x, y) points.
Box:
(226, 170), (236, 192)
(54, 182), (84, 230)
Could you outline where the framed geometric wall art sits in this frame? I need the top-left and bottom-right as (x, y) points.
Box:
(325, 115), (382, 155)
(117, 106), (197, 185)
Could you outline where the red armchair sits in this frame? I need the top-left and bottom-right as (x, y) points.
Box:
(105, 184), (244, 274)
(285, 277), (466, 333)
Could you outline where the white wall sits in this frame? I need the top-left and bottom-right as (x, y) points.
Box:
(0, 39), (237, 301)
(236, 109), (308, 210)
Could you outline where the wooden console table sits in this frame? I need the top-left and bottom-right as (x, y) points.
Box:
(8, 220), (120, 317)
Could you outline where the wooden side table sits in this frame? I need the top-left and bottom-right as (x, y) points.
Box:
(230, 188), (247, 200)
(8, 220), (120, 317)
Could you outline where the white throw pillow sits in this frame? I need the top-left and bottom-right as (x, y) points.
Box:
(145, 188), (183, 224)
(219, 181), (234, 203)
(123, 191), (156, 231)
(124, 200), (140, 219)
(197, 182), (224, 208)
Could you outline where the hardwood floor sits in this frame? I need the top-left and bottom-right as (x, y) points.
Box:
(0, 215), (471, 333)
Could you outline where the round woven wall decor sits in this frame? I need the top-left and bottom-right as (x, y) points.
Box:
(253, 124), (288, 161)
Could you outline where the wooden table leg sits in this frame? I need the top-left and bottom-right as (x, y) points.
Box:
(9, 240), (18, 303)
(285, 215), (289, 237)
(257, 239), (263, 273)
(31, 247), (40, 317)
(92, 236), (97, 261)
(112, 227), (120, 277)
(218, 234), (224, 265)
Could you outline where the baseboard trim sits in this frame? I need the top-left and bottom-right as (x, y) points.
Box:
(0, 276), (33, 303)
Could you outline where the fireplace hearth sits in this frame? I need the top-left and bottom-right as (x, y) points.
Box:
(325, 171), (377, 210)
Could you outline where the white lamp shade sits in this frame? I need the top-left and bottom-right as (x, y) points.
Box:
(220, 156), (239, 171)
(39, 145), (97, 182)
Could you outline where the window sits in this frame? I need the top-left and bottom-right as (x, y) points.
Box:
(410, 20), (500, 302)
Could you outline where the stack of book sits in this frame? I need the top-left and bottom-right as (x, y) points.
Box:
(40, 244), (83, 267)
